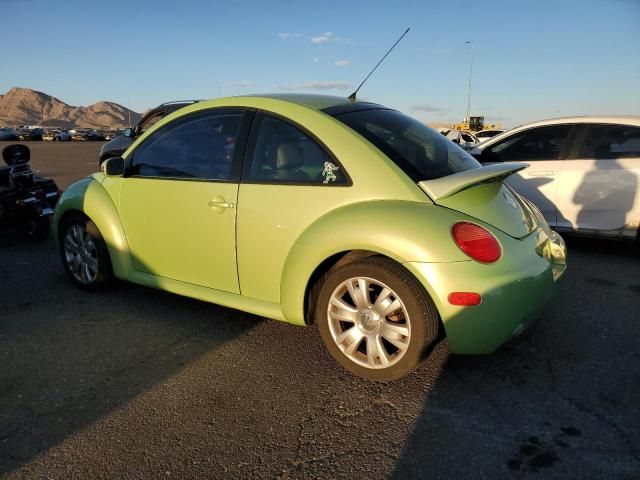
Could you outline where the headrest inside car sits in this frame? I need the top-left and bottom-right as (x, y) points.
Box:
(276, 142), (303, 170)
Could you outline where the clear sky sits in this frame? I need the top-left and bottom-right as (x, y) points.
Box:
(2, 0), (639, 127)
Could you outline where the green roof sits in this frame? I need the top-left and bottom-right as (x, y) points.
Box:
(248, 93), (366, 111)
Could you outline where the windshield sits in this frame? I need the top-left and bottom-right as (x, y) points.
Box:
(332, 109), (481, 181)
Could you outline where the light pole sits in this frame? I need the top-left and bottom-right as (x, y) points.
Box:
(126, 96), (132, 127)
(465, 41), (474, 123)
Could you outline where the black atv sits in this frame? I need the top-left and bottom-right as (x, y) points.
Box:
(0, 144), (60, 241)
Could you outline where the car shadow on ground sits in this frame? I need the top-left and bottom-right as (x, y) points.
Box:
(1, 233), (639, 479)
(391, 235), (640, 479)
(0, 236), (259, 476)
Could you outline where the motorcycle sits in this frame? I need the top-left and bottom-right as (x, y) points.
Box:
(0, 144), (60, 241)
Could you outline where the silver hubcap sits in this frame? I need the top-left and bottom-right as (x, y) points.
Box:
(63, 224), (98, 284)
(327, 277), (411, 369)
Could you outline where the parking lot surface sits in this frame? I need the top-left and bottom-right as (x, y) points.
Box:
(1, 143), (639, 479)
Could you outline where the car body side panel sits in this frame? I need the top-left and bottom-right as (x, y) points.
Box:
(119, 178), (240, 293)
(407, 224), (563, 354)
(235, 97), (432, 305)
(127, 269), (286, 322)
(554, 157), (640, 236)
(53, 176), (134, 279)
(504, 164), (558, 227)
(278, 201), (472, 325)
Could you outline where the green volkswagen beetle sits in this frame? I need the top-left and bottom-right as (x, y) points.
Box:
(54, 94), (566, 381)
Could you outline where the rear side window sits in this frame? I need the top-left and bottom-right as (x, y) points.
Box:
(578, 124), (640, 159)
(246, 114), (348, 185)
(332, 109), (480, 181)
(485, 125), (571, 162)
(476, 130), (501, 139)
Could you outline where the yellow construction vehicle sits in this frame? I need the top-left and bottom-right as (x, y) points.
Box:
(454, 116), (501, 133)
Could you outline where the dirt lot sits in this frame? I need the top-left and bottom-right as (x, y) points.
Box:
(1, 142), (639, 479)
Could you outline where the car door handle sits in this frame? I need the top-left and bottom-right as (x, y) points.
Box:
(527, 171), (556, 177)
(208, 200), (234, 209)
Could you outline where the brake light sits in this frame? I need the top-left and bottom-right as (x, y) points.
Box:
(452, 222), (501, 263)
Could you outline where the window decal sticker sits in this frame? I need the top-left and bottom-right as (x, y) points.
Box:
(322, 162), (340, 184)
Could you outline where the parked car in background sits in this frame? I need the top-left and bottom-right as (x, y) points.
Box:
(475, 129), (505, 142)
(0, 128), (18, 141)
(439, 128), (479, 151)
(99, 100), (202, 164)
(55, 94), (566, 381)
(71, 129), (90, 141)
(43, 130), (56, 141)
(44, 129), (72, 141)
(103, 130), (119, 141)
(89, 130), (105, 141)
(56, 130), (72, 141)
(16, 128), (43, 141)
(470, 116), (640, 239)
(72, 129), (104, 141)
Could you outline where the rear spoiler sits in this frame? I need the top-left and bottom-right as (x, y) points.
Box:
(418, 163), (528, 201)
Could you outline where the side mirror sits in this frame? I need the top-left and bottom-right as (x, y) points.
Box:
(123, 127), (134, 138)
(102, 156), (125, 176)
(2, 144), (30, 165)
(469, 147), (482, 157)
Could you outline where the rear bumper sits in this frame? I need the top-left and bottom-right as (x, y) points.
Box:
(406, 229), (566, 354)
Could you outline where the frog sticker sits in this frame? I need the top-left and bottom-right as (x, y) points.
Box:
(322, 162), (340, 184)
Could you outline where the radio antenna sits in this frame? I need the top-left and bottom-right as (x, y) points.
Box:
(348, 27), (410, 102)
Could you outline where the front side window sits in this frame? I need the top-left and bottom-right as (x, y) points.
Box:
(129, 109), (244, 181)
(485, 125), (572, 162)
(578, 124), (640, 159)
(331, 109), (480, 181)
(246, 115), (347, 184)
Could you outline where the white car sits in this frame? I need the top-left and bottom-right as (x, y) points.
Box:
(439, 129), (479, 151)
(471, 116), (640, 239)
(475, 129), (504, 142)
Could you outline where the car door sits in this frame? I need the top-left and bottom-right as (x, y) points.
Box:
(478, 124), (575, 227)
(117, 108), (251, 293)
(554, 123), (640, 235)
(235, 113), (352, 304)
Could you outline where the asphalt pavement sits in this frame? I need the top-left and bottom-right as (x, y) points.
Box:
(0, 142), (639, 479)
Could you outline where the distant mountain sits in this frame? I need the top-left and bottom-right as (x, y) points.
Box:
(0, 87), (141, 129)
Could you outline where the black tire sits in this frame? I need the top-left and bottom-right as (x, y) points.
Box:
(315, 256), (440, 381)
(58, 213), (113, 290)
(26, 215), (51, 242)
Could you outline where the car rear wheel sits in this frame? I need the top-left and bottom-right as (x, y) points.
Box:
(316, 256), (440, 381)
(59, 214), (113, 290)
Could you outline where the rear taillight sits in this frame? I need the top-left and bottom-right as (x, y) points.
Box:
(451, 222), (501, 263)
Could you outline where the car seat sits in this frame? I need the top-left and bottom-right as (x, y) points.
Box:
(270, 142), (311, 182)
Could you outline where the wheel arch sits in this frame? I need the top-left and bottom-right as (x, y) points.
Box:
(279, 201), (467, 326)
(54, 178), (133, 279)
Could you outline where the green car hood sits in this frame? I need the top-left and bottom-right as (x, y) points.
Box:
(419, 163), (537, 239)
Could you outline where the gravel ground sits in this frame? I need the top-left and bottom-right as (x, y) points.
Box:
(0, 142), (639, 479)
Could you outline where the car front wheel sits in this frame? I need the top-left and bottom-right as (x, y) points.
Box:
(316, 256), (440, 381)
(59, 214), (113, 290)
